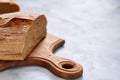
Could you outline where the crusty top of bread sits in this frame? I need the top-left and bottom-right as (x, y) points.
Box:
(0, 12), (42, 26)
(0, 0), (20, 14)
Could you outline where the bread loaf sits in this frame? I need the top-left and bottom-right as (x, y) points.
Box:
(0, 0), (20, 14)
(0, 12), (47, 60)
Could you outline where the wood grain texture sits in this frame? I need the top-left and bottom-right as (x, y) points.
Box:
(0, 34), (83, 79)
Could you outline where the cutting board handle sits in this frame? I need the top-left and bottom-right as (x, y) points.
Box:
(28, 34), (83, 79)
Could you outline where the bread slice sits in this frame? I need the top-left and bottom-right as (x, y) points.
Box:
(0, 0), (20, 14)
(0, 12), (47, 60)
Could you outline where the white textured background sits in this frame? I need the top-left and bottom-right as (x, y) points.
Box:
(0, 0), (120, 80)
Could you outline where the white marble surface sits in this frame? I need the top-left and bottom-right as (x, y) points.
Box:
(0, 0), (120, 80)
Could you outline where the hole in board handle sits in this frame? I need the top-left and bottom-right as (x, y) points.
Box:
(62, 63), (74, 69)
(59, 61), (75, 70)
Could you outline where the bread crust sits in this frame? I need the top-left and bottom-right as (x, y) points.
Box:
(0, 0), (20, 14)
(0, 12), (47, 60)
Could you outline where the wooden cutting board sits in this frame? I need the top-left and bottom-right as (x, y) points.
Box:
(0, 34), (83, 79)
